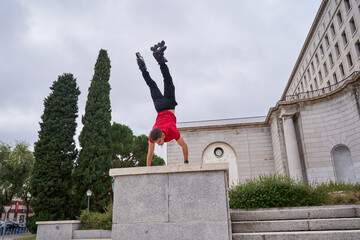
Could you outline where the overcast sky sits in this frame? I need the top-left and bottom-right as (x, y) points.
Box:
(0, 0), (322, 160)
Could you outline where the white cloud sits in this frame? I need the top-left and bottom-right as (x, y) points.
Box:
(0, 0), (322, 160)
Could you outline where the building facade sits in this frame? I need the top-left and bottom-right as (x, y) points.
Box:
(167, 0), (360, 185)
(0, 197), (33, 224)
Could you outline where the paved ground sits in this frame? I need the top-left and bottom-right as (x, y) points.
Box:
(2, 233), (35, 239)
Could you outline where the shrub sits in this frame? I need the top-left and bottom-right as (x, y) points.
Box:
(26, 215), (37, 234)
(80, 204), (112, 230)
(229, 174), (327, 209)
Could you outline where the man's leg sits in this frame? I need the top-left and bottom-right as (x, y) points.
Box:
(150, 41), (176, 102)
(160, 64), (176, 101)
(142, 70), (163, 101)
(136, 52), (163, 104)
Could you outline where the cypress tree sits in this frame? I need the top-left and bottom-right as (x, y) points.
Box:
(73, 49), (112, 213)
(30, 73), (80, 221)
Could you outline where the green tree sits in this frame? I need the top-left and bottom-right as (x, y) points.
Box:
(111, 124), (165, 167)
(111, 123), (135, 168)
(0, 141), (34, 207)
(73, 49), (112, 213)
(30, 73), (80, 221)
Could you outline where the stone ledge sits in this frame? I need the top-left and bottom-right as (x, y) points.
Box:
(109, 163), (229, 178)
(36, 220), (81, 225)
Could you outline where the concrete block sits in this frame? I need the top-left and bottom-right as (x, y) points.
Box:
(112, 174), (169, 223)
(232, 220), (307, 233)
(308, 218), (360, 230)
(169, 171), (228, 222)
(230, 206), (359, 221)
(232, 218), (360, 233)
(112, 221), (230, 240)
(110, 163), (231, 240)
(36, 220), (81, 240)
(73, 230), (111, 239)
(232, 230), (360, 240)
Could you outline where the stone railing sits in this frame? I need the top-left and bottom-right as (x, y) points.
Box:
(282, 71), (359, 101)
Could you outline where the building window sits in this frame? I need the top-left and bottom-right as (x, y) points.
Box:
(319, 71), (323, 83)
(304, 75), (308, 86)
(310, 84), (314, 91)
(341, 31), (348, 46)
(307, 69), (311, 80)
(214, 147), (224, 157)
(325, 34), (330, 47)
(327, 80), (331, 87)
(330, 23), (336, 37)
(346, 52), (354, 67)
(337, 11), (343, 25)
(339, 63), (345, 77)
(349, 17), (357, 34)
(323, 62), (328, 76)
(356, 40), (360, 58)
(311, 61), (315, 73)
(332, 145), (355, 183)
(315, 54), (319, 65)
(314, 78), (319, 89)
(335, 42), (341, 57)
(333, 72), (338, 83)
(329, 53), (334, 66)
(344, 0), (351, 12)
(320, 44), (324, 57)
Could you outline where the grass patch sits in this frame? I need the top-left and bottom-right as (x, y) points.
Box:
(316, 180), (360, 205)
(229, 175), (360, 210)
(13, 237), (36, 240)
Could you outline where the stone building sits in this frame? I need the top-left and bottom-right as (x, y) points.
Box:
(167, 0), (360, 185)
(0, 197), (33, 224)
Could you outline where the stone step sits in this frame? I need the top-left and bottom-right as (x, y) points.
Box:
(72, 230), (111, 239)
(232, 230), (360, 240)
(231, 205), (360, 221)
(232, 217), (360, 233)
(72, 239), (111, 240)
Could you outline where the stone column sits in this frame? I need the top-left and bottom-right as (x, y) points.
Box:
(110, 163), (232, 240)
(281, 114), (303, 180)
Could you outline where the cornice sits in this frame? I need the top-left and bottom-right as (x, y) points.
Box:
(267, 71), (360, 123)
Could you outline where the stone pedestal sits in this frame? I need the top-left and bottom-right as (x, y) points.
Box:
(109, 163), (231, 240)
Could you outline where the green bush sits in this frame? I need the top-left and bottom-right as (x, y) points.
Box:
(80, 204), (112, 230)
(229, 174), (327, 209)
(26, 215), (37, 234)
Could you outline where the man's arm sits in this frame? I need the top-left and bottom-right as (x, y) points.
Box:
(147, 141), (155, 166)
(176, 136), (188, 163)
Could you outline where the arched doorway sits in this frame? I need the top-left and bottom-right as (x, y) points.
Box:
(202, 142), (239, 186)
(332, 145), (355, 183)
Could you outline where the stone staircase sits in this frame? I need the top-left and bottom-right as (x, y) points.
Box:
(72, 230), (111, 240)
(231, 205), (360, 240)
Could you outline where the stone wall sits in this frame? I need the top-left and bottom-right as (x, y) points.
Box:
(168, 124), (275, 183)
(168, 77), (360, 184)
(299, 88), (360, 182)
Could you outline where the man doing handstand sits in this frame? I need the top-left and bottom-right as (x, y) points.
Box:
(136, 41), (188, 166)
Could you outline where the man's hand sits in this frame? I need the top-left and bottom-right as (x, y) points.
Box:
(147, 141), (155, 166)
(177, 137), (189, 164)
